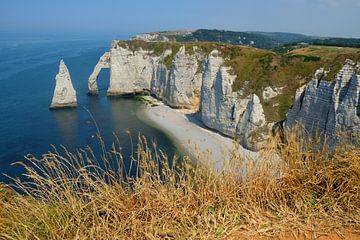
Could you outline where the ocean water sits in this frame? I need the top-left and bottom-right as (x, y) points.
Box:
(0, 39), (178, 183)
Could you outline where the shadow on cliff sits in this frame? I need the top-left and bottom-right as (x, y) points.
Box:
(185, 111), (238, 140)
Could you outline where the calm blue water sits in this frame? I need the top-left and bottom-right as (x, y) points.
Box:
(0, 40), (178, 183)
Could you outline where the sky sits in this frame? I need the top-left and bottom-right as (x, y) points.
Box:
(0, 0), (360, 40)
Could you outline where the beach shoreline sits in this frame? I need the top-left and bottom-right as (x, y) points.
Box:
(137, 97), (258, 170)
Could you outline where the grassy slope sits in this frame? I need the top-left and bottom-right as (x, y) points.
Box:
(114, 41), (360, 122)
(136, 29), (360, 49)
(227, 45), (360, 122)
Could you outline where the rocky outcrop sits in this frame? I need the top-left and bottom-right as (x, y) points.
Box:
(150, 50), (172, 100)
(50, 60), (77, 109)
(237, 94), (268, 150)
(200, 50), (268, 150)
(285, 59), (360, 144)
(108, 44), (160, 95)
(132, 33), (170, 42)
(201, 50), (242, 136)
(88, 52), (110, 95)
(331, 61), (360, 136)
(106, 44), (269, 149)
(90, 40), (359, 151)
(131, 30), (193, 42)
(262, 86), (282, 102)
(165, 46), (203, 109)
(108, 42), (203, 109)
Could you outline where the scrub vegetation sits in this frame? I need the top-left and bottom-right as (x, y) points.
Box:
(0, 129), (359, 239)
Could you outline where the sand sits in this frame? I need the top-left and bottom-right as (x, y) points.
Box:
(137, 97), (258, 170)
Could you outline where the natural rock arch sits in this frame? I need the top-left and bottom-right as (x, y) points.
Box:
(88, 52), (110, 95)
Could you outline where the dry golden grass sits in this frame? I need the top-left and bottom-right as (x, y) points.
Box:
(0, 131), (359, 239)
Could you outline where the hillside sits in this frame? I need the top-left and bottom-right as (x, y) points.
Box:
(132, 29), (360, 50)
(226, 45), (360, 121)
(176, 29), (311, 50)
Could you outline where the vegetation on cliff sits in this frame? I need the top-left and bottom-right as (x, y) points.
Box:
(176, 29), (311, 50)
(134, 29), (360, 50)
(115, 40), (360, 122)
(225, 45), (360, 122)
(0, 131), (359, 239)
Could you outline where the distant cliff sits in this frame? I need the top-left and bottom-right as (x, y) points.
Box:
(132, 29), (360, 50)
(88, 40), (360, 150)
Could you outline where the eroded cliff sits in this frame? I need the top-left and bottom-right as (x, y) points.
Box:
(286, 59), (360, 144)
(88, 40), (360, 150)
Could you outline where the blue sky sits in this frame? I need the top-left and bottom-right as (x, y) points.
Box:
(1, 0), (360, 39)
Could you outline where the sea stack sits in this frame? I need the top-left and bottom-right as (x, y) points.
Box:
(49, 59), (77, 109)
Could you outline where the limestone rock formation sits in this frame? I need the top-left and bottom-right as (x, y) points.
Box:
(150, 49), (172, 100)
(108, 42), (203, 109)
(200, 50), (268, 150)
(262, 86), (282, 102)
(104, 43), (278, 150)
(237, 94), (268, 150)
(201, 50), (245, 137)
(285, 59), (360, 144)
(314, 67), (329, 80)
(50, 60), (77, 109)
(108, 43), (160, 95)
(88, 52), (110, 95)
(165, 46), (203, 109)
(89, 40), (359, 151)
(131, 30), (193, 42)
(132, 33), (170, 42)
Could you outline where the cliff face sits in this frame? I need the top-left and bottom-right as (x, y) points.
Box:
(108, 45), (157, 95)
(50, 60), (77, 109)
(286, 60), (360, 144)
(200, 50), (268, 150)
(89, 41), (360, 150)
(99, 41), (270, 150)
(165, 46), (203, 109)
(106, 42), (203, 109)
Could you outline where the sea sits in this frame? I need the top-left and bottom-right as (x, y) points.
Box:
(0, 38), (179, 183)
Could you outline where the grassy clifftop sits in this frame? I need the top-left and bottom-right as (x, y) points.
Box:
(226, 45), (360, 121)
(114, 40), (360, 122)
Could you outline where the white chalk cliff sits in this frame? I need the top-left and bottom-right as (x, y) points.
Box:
(94, 42), (270, 150)
(165, 46), (203, 109)
(87, 41), (359, 150)
(108, 44), (158, 95)
(286, 59), (360, 144)
(106, 42), (203, 109)
(50, 60), (77, 109)
(200, 50), (268, 150)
